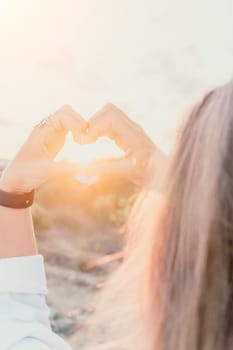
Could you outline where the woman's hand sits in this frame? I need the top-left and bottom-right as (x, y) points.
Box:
(0, 105), (88, 193)
(85, 104), (162, 186)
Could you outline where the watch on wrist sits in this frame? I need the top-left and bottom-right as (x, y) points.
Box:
(0, 189), (35, 209)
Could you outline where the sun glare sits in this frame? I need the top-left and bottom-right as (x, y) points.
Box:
(54, 133), (125, 184)
(56, 132), (124, 165)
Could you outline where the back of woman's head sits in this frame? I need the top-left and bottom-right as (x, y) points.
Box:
(83, 80), (233, 350)
(147, 80), (233, 350)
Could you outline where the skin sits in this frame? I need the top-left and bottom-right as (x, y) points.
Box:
(0, 104), (165, 258)
(85, 104), (156, 183)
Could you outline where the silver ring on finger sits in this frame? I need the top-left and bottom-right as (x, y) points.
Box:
(34, 115), (53, 129)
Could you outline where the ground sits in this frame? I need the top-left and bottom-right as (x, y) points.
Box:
(37, 213), (123, 348)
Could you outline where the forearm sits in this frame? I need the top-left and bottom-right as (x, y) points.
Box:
(0, 204), (37, 258)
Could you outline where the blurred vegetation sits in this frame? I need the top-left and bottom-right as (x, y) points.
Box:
(92, 193), (137, 226)
(32, 203), (53, 231)
(35, 172), (139, 230)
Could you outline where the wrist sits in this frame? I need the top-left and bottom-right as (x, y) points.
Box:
(0, 180), (19, 194)
(0, 204), (37, 258)
(0, 175), (26, 194)
(0, 184), (35, 209)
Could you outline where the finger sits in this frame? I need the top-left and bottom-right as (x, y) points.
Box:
(31, 106), (88, 158)
(51, 105), (88, 142)
(85, 104), (139, 151)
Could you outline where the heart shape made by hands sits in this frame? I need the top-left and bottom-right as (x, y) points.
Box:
(52, 103), (150, 185)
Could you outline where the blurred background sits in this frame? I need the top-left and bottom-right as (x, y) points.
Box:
(0, 0), (232, 347)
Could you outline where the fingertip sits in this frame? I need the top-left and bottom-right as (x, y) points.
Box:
(81, 120), (89, 133)
(80, 134), (90, 145)
(80, 134), (88, 144)
(82, 131), (97, 145)
(73, 133), (82, 144)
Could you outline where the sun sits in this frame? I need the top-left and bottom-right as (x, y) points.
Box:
(56, 132), (124, 164)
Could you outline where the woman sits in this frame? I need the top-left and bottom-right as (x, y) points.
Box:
(0, 80), (232, 350)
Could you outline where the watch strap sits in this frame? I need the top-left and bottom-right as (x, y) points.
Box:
(0, 189), (35, 209)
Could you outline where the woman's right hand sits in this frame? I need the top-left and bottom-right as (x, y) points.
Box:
(0, 105), (87, 194)
(85, 104), (164, 186)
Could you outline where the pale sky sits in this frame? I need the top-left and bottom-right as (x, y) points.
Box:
(0, 0), (232, 163)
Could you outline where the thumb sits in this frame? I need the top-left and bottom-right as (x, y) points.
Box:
(82, 125), (100, 145)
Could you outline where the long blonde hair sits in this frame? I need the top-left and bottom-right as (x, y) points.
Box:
(84, 80), (233, 350)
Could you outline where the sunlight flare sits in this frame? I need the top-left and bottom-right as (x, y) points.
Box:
(56, 132), (125, 165)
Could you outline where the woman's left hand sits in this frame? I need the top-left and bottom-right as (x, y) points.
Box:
(0, 105), (88, 193)
(84, 103), (160, 186)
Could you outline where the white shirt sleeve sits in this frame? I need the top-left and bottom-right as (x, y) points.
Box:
(0, 255), (72, 350)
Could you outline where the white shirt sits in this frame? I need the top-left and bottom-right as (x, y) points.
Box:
(0, 255), (71, 350)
